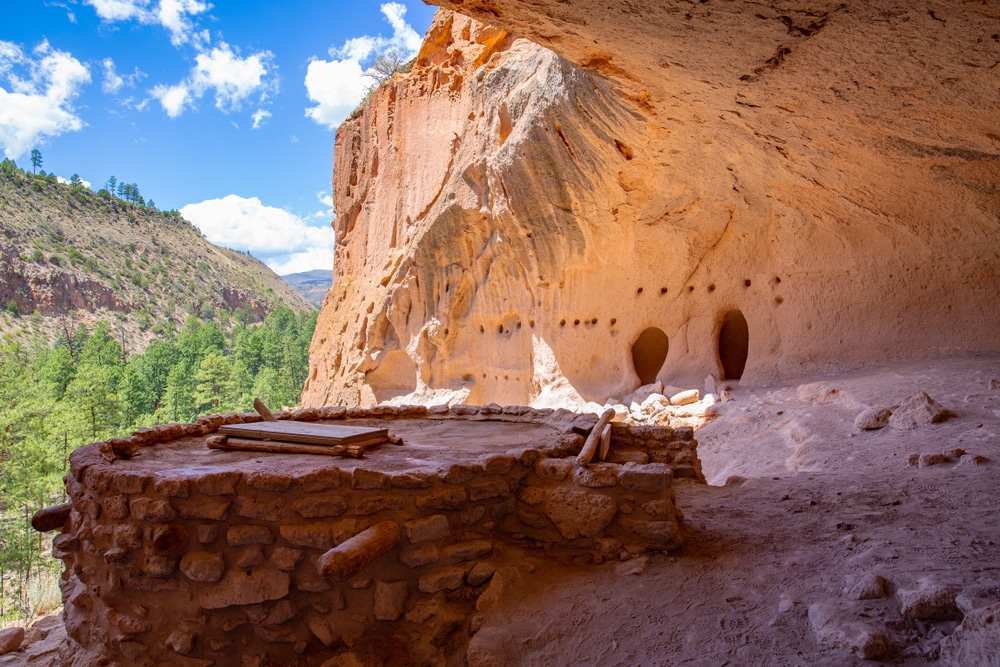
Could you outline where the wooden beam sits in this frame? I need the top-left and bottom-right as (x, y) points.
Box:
(32, 503), (72, 532)
(317, 521), (402, 583)
(207, 436), (369, 458)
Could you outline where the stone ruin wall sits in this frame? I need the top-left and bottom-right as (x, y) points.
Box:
(46, 405), (700, 666)
(303, 4), (1000, 410)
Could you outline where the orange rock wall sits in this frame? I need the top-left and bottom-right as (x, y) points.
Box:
(303, 4), (1000, 408)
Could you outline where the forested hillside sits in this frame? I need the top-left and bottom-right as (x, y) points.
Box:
(0, 158), (323, 622)
(0, 158), (312, 350)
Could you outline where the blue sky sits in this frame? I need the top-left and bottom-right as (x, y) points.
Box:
(0, 0), (438, 274)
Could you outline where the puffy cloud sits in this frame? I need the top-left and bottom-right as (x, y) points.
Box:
(305, 2), (422, 129)
(150, 81), (191, 117)
(180, 195), (334, 274)
(151, 42), (276, 118)
(85, 0), (210, 47)
(303, 58), (367, 129)
(0, 41), (91, 159)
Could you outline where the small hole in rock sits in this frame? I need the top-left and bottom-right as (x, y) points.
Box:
(637, 287), (644, 294)
(660, 287), (668, 294)
(744, 279), (752, 287)
(574, 319), (581, 326)
(775, 296), (784, 305)
(708, 284), (716, 292)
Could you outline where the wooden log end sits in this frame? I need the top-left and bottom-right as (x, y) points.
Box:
(32, 503), (72, 533)
(317, 521), (401, 583)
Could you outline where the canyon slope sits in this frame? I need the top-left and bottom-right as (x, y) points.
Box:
(303, 1), (999, 409)
(0, 164), (312, 348)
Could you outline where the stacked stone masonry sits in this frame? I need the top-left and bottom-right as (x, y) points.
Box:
(48, 405), (700, 666)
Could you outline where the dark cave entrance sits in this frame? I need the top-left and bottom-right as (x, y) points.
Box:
(718, 310), (749, 380)
(631, 327), (669, 385)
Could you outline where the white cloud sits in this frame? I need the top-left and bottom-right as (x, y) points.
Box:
(101, 58), (145, 94)
(267, 247), (334, 276)
(251, 108), (270, 129)
(101, 58), (124, 93)
(312, 190), (335, 220)
(180, 195), (334, 274)
(304, 2), (422, 129)
(57, 175), (93, 188)
(157, 0), (211, 46)
(150, 81), (191, 117)
(150, 42), (276, 119)
(85, 0), (210, 46)
(0, 40), (91, 159)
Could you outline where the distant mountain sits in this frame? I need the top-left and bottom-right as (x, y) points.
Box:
(0, 159), (312, 349)
(281, 269), (332, 307)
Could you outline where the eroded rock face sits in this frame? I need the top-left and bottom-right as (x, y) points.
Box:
(303, 3), (1000, 408)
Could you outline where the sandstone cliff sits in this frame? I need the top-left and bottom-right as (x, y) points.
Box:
(304, 3), (999, 409)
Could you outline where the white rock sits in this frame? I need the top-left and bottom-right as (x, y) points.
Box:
(939, 602), (1000, 667)
(849, 573), (888, 600)
(889, 392), (952, 430)
(854, 406), (892, 430)
(808, 603), (888, 660)
(899, 584), (962, 620)
(670, 389), (700, 406)
(624, 382), (663, 406)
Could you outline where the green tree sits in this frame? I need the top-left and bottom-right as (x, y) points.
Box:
(69, 174), (83, 187)
(156, 365), (196, 423)
(193, 352), (234, 414)
(30, 149), (42, 175)
(38, 346), (75, 401)
(106, 175), (117, 193)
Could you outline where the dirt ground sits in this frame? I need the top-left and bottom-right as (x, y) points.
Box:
(468, 353), (1000, 666)
(5, 353), (999, 666)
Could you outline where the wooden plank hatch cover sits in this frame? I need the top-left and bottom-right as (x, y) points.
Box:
(218, 422), (388, 446)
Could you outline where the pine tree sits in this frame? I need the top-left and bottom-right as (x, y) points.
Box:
(30, 149), (42, 174)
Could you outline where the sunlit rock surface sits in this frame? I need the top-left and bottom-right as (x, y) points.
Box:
(303, 3), (1000, 409)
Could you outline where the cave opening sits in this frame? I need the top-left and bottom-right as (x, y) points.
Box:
(718, 310), (749, 380)
(631, 327), (669, 385)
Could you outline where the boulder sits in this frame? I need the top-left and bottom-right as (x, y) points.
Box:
(854, 406), (892, 430)
(0, 626), (24, 655)
(939, 602), (1000, 667)
(889, 392), (953, 430)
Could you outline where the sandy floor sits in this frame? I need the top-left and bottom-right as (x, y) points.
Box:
(468, 353), (1000, 665)
(5, 353), (999, 665)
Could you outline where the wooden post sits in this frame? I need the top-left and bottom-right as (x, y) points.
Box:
(576, 408), (616, 466)
(317, 521), (401, 583)
(254, 397), (277, 422)
(598, 423), (612, 461)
